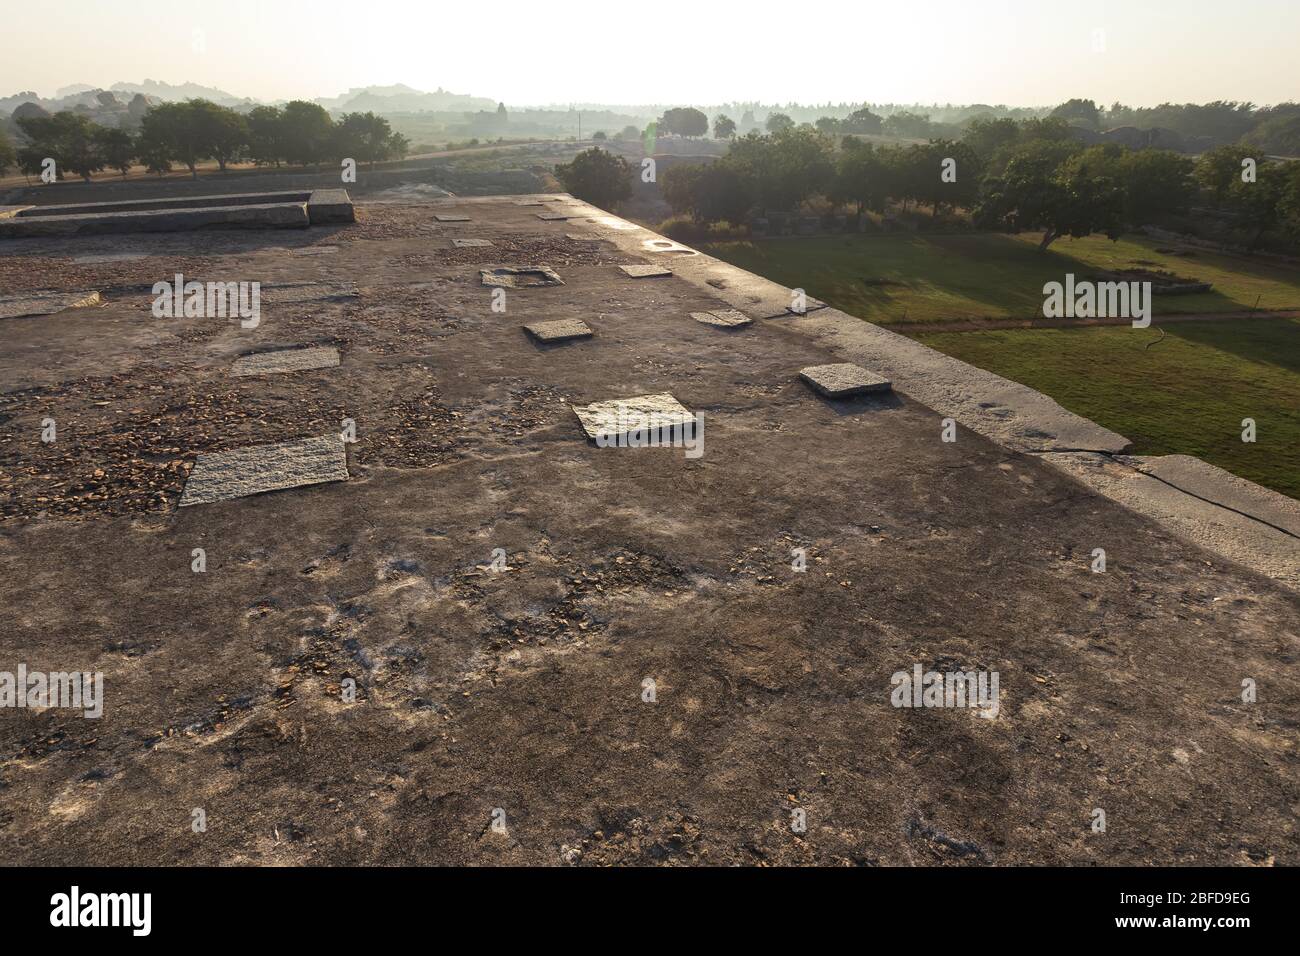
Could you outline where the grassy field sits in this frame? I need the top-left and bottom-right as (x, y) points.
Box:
(701, 232), (1300, 498)
(913, 318), (1300, 499)
(702, 233), (1300, 325)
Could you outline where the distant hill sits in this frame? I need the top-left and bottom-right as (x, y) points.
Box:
(316, 85), (496, 114)
(109, 79), (251, 106)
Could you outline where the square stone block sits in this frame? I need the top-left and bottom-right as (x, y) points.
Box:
(799, 363), (892, 398)
(572, 393), (693, 442)
(452, 238), (494, 248)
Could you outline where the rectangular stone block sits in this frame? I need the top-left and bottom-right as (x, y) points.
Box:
(691, 310), (752, 328)
(524, 319), (593, 342)
(232, 346), (340, 376)
(179, 436), (348, 507)
(799, 363), (892, 398)
(435, 213), (471, 222)
(0, 291), (101, 320)
(480, 266), (564, 288)
(619, 264), (672, 278)
(452, 238), (494, 247)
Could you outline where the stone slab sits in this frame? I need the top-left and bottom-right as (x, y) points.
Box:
(565, 233), (603, 242)
(480, 266), (564, 288)
(435, 214), (471, 222)
(0, 202), (310, 238)
(306, 189), (355, 224)
(179, 436), (348, 507)
(0, 290), (101, 319)
(799, 363), (892, 398)
(619, 264), (672, 278)
(572, 393), (693, 442)
(524, 319), (593, 343)
(691, 309), (752, 328)
(261, 282), (359, 303)
(452, 238), (494, 248)
(231, 346), (341, 376)
(537, 213), (573, 221)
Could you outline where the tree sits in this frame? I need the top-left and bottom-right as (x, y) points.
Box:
(0, 128), (16, 177)
(662, 161), (754, 224)
(726, 127), (835, 211)
(139, 101), (207, 177)
(16, 112), (107, 181)
(765, 113), (795, 134)
(962, 116), (1020, 161)
(832, 140), (888, 214)
(95, 127), (135, 178)
(659, 107), (708, 138)
(713, 114), (736, 139)
(975, 142), (1124, 250)
(1050, 98), (1101, 130)
(136, 134), (172, 177)
(279, 100), (335, 168)
(1195, 144), (1255, 203)
(842, 107), (883, 135)
(814, 116), (841, 135)
(334, 111), (398, 167)
(882, 111), (933, 139)
(553, 147), (633, 209)
(245, 105), (284, 167)
(1117, 148), (1194, 225)
(190, 100), (248, 172)
(617, 125), (640, 141)
(591, 130), (607, 141)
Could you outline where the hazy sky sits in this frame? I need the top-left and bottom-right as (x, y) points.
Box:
(4, 0), (1297, 107)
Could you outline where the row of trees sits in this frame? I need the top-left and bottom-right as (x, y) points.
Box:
(654, 117), (1300, 251)
(0, 99), (410, 181)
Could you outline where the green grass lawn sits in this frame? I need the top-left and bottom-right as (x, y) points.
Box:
(913, 318), (1300, 499)
(702, 233), (1300, 325)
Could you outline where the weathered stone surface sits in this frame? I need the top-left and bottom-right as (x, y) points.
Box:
(435, 213), (471, 222)
(231, 346), (341, 376)
(0, 290), (101, 319)
(261, 282), (358, 303)
(565, 233), (602, 242)
(524, 319), (593, 343)
(799, 363), (892, 398)
(691, 309), (752, 328)
(179, 436), (348, 507)
(619, 264), (672, 278)
(480, 266), (564, 288)
(0, 202), (310, 238)
(537, 212), (573, 221)
(572, 393), (693, 442)
(306, 188), (355, 224)
(452, 238), (494, 248)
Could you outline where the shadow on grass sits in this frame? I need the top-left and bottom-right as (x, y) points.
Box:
(1165, 317), (1300, 375)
